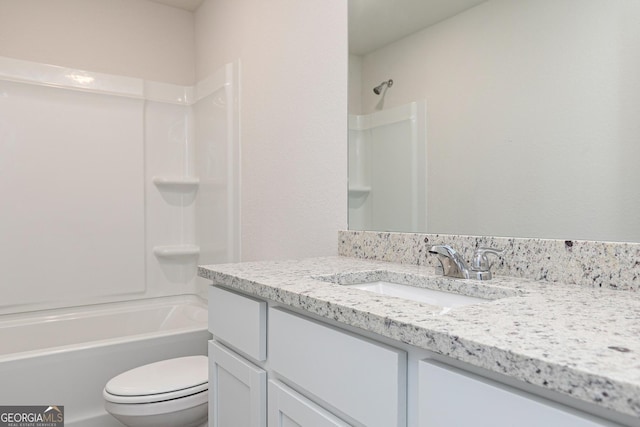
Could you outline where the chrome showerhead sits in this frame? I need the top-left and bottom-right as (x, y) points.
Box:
(373, 79), (393, 95)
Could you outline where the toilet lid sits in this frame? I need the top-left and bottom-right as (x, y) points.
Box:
(105, 356), (208, 402)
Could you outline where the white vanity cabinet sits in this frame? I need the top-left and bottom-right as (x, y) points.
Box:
(208, 285), (626, 427)
(417, 360), (619, 427)
(208, 286), (406, 427)
(208, 286), (268, 427)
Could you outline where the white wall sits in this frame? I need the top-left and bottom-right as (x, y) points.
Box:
(354, 0), (640, 242)
(0, 0), (195, 85)
(348, 55), (363, 114)
(196, 0), (348, 261)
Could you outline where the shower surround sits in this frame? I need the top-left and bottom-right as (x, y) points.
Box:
(0, 56), (240, 315)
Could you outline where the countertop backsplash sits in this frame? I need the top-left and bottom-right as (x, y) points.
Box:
(339, 230), (640, 292)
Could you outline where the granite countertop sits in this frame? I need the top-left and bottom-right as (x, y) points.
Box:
(198, 256), (640, 419)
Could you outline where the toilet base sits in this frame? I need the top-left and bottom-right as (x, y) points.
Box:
(104, 390), (207, 427)
(106, 401), (207, 427)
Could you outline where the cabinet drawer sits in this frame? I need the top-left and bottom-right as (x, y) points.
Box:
(418, 360), (617, 427)
(209, 286), (267, 361)
(269, 308), (407, 427)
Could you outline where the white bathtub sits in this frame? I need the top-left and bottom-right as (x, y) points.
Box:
(0, 295), (210, 426)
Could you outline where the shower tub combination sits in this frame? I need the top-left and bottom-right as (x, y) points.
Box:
(0, 295), (210, 427)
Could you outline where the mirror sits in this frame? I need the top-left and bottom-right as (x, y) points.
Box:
(348, 0), (640, 243)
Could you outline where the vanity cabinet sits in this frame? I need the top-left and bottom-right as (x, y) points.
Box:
(417, 360), (618, 427)
(208, 286), (268, 427)
(208, 285), (406, 426)
(208, 285), (624, 427)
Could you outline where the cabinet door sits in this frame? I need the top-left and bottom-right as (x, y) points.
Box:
(418, 360), (619, 427)
(209, 340), (266, 427)
(268, 380), (352, 427)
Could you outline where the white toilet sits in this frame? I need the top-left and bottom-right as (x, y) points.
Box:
(103, 355), (208, 427)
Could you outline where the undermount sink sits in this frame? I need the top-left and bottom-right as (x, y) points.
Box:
(313, 270), (519, 315)
(346, 281), (489, 313)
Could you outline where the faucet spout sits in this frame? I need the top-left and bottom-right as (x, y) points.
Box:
(429, 245), (504, 280)
(428, 245), (471, 279)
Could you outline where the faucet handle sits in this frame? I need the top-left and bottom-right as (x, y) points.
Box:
(471, 248), (504, 272)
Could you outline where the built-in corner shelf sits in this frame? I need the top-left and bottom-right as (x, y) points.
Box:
(348, 186), (371, 197)
(153, 245), (200, 260)
(152, 176), (200, 191)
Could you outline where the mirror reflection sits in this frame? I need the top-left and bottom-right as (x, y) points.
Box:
(348, 0), (640, 243)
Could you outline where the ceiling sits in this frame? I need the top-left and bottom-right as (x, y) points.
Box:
(145, 0), (487, 55)
(349, 0), (488, 55)
(147, 0), (204, 12)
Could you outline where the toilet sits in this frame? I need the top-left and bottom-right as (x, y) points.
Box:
(103, 355), (208, 427)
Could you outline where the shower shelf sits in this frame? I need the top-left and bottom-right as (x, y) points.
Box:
(152, 176), (200, 191)
(348, 186), (371, 196)
(153, 245), (200, 260)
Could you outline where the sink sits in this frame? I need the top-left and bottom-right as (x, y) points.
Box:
(346, 281), (489, 313)
(313, 270), (520, 315)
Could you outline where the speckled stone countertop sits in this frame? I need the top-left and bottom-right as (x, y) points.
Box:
(198, 256), (640, 420)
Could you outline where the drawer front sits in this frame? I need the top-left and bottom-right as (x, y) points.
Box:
(418, 360), (616, 427)
(209, 286), (267, 361)
(269, 308), (407, 427)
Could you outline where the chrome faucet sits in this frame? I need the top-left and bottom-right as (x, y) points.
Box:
(428, 245), (503, 280)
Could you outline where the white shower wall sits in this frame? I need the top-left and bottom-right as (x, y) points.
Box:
(194, 66), (242, 265)
(0, 57), (239, 315)
(349, 101), (427, 232)
(0, 73), (146, 312)
(145, 100), (198, 292)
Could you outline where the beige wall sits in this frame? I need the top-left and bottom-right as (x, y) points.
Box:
(0, 0), (195, 85)
(196, 0), (348, 261)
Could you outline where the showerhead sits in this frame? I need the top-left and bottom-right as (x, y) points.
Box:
(373, 79), (393, 95)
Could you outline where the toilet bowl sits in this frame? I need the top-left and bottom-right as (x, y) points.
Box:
(103, 355), (208, 427)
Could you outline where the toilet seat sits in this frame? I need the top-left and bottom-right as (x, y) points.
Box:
(103, 356), (208, 405)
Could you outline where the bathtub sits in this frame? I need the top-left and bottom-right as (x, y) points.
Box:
(0, 295), (210, 426)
